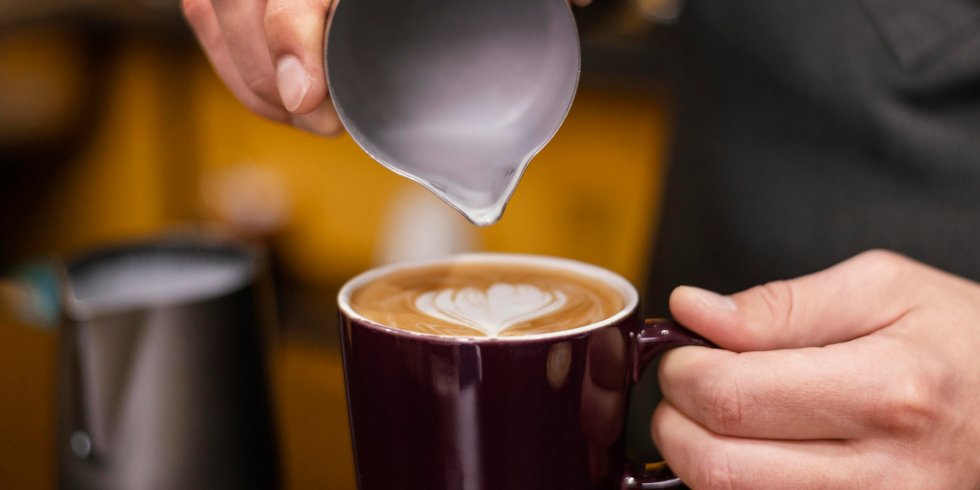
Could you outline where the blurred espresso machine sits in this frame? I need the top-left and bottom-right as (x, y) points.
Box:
(56, 238), (280, 490)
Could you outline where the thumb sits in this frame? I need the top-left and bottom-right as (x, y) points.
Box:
(265, 0), (335, 116)
(668, 250), (921, 352)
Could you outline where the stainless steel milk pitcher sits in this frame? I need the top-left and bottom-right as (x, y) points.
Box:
(57, 238), (279, 490)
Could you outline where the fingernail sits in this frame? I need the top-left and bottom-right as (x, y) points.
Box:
(686, 286), (737, 311)
(276, 55), (310, 112)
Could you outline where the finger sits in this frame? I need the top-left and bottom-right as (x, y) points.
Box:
(183, 0), (291, 122)
(211, 0), (283, 107)
(658, 334), (939, 441)
(651, 401), (892, 490)
(669, 250), (923, 352)
(265, 0), (333, 115)
(289, 98), (344, 137)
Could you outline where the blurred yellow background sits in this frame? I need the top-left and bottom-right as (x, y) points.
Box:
(0, 19), (671, 490)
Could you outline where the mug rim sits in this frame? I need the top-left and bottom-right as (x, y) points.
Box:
(337, 253), (639, 343)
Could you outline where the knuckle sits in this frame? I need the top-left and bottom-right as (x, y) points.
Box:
(264, 2), (294, 29)
(870, 369), (942, 435)
(701, 375), (745, 435)
(857, 248), (902, 264)
(855, 249), (909, 278)
(694, 445), (742, 490)
(265, 0), (329, 31)
(181, 0), (207, 19)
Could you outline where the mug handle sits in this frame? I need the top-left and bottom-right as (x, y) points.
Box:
(622, 319), (716, 489)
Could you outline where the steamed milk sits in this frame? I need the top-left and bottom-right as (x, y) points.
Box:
(349, 263), (624, 337)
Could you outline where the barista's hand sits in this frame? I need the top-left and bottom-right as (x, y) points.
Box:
(181, 0), (592, 136)
(654, 250), (980, 489)
(182, 0), (344, 136)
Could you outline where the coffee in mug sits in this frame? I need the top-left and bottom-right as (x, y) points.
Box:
(338, 253), (713, 490)
(348, 262), (624, 338)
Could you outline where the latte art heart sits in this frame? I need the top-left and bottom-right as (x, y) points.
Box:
(348, 262), (625, 337)
(415, 284), (568, 337)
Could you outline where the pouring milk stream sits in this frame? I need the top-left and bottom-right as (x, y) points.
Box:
(325, 0), (580, 226)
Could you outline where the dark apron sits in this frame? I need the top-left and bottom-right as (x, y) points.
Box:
(631, 0), (980, 472)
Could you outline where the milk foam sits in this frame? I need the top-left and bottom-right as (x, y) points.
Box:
(347, 261), (625, 338)
(415, 284), (568, 337)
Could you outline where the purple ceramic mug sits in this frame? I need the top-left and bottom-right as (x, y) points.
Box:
(337, 254), (712, 490)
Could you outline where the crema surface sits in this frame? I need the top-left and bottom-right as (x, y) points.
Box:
(349, 263), (624, 337)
